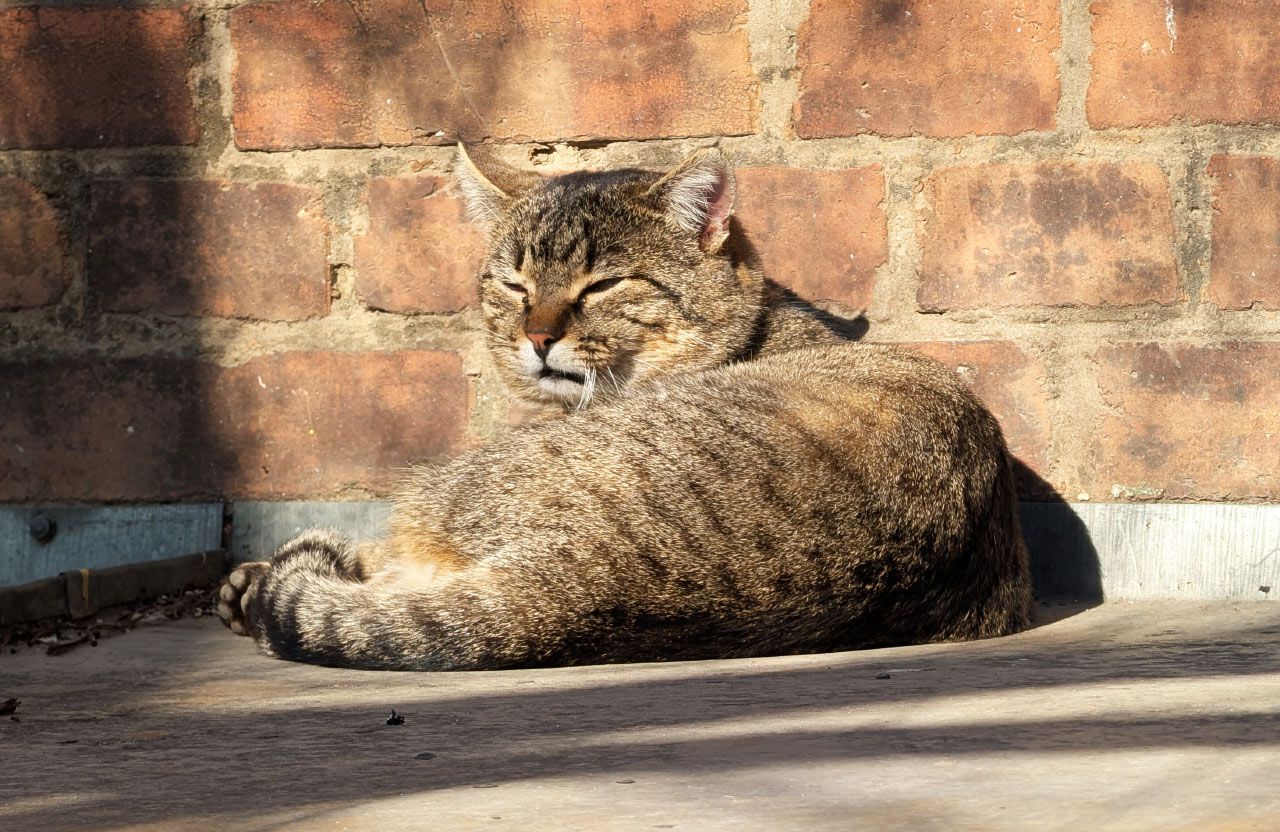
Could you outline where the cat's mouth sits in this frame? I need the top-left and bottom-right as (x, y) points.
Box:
(538, 367), (586, 385)
(534, 363), (595, 404)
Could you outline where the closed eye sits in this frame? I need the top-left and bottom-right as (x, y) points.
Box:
(501, 281), (528, 295)
(579, 276), (626, 298)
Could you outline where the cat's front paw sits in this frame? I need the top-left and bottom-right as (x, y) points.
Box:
(216, 561), (270, 636)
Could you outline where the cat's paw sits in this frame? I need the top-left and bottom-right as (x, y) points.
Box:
(216, 561), (270, 636)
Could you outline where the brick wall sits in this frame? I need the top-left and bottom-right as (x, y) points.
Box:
(1, 0), (1278, 507)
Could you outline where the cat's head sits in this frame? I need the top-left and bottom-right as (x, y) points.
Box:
(455, 146), (764, 409)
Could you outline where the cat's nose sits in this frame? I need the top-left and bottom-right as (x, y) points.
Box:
(527, 332), (558, 361)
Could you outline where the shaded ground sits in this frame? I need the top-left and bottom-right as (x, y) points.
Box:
(1, 602), (1278, 831)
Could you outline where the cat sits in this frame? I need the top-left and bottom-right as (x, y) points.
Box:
(216, 146), (1032, 670)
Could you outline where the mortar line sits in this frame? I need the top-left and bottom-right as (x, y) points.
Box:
(1169, 142), (1213, 310)
(13, 125), (1280, 187)
(1055, 0), (1094, 138)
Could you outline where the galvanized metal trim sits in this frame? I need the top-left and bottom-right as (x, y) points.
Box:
(231, 500), (1280, 602)
(0, 505), (224, 587)
(3, 501), (1277, 601)
(1024, 502), (1280, 601)
(230, 501), (392, 563)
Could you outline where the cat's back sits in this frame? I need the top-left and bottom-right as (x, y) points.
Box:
(406, 343), (1005, 561)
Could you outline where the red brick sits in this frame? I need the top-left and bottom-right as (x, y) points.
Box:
(0, 178), (67, 310)
(0, 7), (198, 149)
(918, 162), (1181, 311)
(0, 352), (468, 501)
(354, 174), (483, 313)
(794, 0), (1059, 139)
(1094, 343), (1280, 500)
(230, 0), (757, 150)
(1090, 0), (1280, 128)
(1208, 156), (1280, 311)
(734, 167), (886, 310)
(899, 341), (1054, 497)
(87, 180), (330, 321)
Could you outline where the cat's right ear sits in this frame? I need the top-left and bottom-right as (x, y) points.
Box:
(646, 147), (736, 254)
(453, 144), (537, 227)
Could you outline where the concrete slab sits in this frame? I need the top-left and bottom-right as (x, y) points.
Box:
(1, 602), (1278, 831)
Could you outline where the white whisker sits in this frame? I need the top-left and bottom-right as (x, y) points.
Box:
(603, 366), (625, 400)
(575, 368), (598, 411)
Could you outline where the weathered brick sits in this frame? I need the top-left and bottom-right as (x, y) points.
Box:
(0, 178), (67, 310)
(1090, 0), (1280, 128)
(900, 341), (1054, 497)
(87, 180), (330, 321)
(1208, 156), (1280, 310)
(734, 167), (886, 310)
(230, 0), (756, 150)
(0, 352), (468, 501)
(0, 7), (198, 149)
(794, 0), (1059, 139)
(354, 174), (483, 313)
(918, 162), (1181, 311)
(1094, 343), (1280, 500)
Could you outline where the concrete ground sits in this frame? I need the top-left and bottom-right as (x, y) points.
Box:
(1, 602), (1278, 832)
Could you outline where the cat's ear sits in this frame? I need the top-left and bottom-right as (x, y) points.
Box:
(453, 144), (538, 226)
(647, 147), (736, 253)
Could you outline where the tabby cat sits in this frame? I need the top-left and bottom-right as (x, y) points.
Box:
(217, 147), (1032, 670)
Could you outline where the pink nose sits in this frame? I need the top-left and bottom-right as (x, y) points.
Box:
(527, 332), (557, 359)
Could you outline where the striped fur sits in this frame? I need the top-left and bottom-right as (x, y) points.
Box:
(218, 149), (1032, 670)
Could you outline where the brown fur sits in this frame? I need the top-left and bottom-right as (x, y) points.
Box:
(217, 148), (1032, 670)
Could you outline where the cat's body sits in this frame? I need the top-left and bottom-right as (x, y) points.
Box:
(218, 148), (1032, 670)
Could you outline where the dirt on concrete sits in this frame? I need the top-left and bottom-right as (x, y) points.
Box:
(0, 587), (218, 658)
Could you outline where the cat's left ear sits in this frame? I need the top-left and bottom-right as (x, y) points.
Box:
(647, 148), (736, 254)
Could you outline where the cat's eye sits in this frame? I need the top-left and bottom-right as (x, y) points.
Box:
(579, 277), (626, 298)
(501, 281), (528, 295)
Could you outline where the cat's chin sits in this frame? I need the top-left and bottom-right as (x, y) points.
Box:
(535, 372), (587, 402)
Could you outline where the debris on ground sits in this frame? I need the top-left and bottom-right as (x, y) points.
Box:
(0, 587), (219, 658)
(386, 710), (405, 726)
(875, 672), (892, 680)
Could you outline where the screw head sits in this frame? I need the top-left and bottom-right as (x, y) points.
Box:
(29, 514), (56, 544)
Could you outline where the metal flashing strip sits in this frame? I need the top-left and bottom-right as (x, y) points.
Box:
(230, 501), (393, 563)
(0, 505), (224, 587)
(2, 501), (1277, 601)
(232, 500), (1280, 602)
(1023, 502), (1279, 601)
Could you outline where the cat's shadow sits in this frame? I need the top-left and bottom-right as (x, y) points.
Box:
(1014, 459), (1104, 624)
(793, 294), (872, 342)
(731, 220), (872, 343)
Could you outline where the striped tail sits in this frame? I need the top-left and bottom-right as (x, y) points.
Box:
(234, 531), (566, 671)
